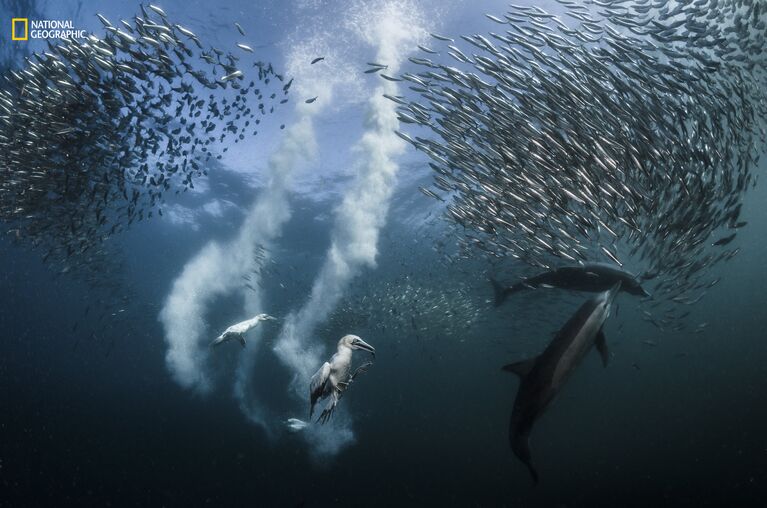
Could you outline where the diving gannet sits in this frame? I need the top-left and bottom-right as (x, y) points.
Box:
(309, 335), (375, 424)
(210, 313), (277, 348)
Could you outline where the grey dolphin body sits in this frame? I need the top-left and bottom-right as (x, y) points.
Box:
(491, 262), (648, 306)
(503, 282), (622, 483)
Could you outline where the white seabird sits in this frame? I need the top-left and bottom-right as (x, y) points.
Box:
(210, 313), (277, 348)
(309, 334), (375, 424)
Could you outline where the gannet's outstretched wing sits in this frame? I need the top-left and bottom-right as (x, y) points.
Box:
(210, 330), (245, 347)
(210, 331), (231, 347)
(317, 390), (339, 424)
(309, 362), (331, 418)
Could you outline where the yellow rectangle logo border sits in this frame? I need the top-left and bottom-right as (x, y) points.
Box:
(12, 18), (28, 41)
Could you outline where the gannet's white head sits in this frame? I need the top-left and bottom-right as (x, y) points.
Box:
(256, 313), (277, 321)
(337, 334), (376, 357)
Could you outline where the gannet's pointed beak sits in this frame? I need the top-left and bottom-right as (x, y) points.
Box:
(353, 338), (376, 357)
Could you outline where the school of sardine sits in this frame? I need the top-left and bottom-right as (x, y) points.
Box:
(325, 275), (486, 342)
(0, 4), (288, 271)
(0, 0), (764, 341)
(391, 0), (766, 312)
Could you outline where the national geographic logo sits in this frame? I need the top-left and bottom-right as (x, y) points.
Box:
(11, 18), (27, 40)
(11, 18), (86, 41)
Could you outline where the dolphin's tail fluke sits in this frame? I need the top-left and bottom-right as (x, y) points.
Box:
(511, 430), (539, 484)
(526, 459), (539, 484)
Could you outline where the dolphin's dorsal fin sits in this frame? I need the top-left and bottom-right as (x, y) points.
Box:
(595, 328), (609, 367)
(502, 358), (535, 377)
(489, 277), (507, 306)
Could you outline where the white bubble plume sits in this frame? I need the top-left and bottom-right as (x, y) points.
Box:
(159, 36), (349, 407)
(159, 114), (311, 394)
(273, 0), (426, 455)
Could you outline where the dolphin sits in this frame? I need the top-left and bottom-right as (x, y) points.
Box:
(491, 262), (649, 306)
(502, 282), (621, 483)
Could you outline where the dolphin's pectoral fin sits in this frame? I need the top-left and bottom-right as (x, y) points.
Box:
(489, 277), (508, 306)
(502, 358), (535, 377)
(238, 335), (246, 348)
(595, 328), (609, 367)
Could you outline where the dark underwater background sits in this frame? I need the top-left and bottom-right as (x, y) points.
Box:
(1, 0), (766, 507)
(2, 162), (766, 508)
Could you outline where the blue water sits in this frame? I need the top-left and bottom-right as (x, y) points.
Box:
(1, 0), (766, 506)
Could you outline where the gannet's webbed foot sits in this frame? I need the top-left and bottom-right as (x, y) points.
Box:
(317, 408), (333, 424)
(349, 361), (373, 382)
(317, 391), (339, 424)
(337, 362), (372, 392)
